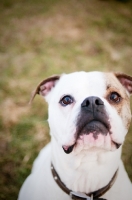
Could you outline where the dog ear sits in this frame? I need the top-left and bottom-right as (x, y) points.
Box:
(29, 75), (60, 104)
(115, 73), (132, 95)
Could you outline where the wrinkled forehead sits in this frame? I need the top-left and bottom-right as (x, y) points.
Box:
(55, 71), (107, 98)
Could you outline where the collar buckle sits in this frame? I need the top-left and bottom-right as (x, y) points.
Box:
(70, 191), (93, 200)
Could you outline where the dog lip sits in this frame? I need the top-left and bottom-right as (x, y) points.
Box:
(112, 141), (122, 149)
(62, 144), (75, 154)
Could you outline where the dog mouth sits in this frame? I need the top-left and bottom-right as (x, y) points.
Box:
(62, 144), (75, 154)
(62, 140), (121, 154)
(62, 120), (121, 154)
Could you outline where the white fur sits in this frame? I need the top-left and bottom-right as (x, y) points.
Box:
(18, 71), (132, 200)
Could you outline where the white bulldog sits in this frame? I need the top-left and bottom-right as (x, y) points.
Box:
(18, 71), (132, 200)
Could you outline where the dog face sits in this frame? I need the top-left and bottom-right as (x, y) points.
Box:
(31, 71), (132, 154)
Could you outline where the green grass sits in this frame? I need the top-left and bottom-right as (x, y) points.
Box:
(0, 0), (132, 199)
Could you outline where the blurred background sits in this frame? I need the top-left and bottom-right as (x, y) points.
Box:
(0, 0), (132, 199)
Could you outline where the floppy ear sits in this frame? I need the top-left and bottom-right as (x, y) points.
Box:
(29, 75), (60, 104)
(115, 73), (132, 95)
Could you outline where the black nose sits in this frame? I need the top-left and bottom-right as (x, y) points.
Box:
(81, 96), (104, 110)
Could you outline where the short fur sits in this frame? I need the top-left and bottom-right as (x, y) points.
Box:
(18, 71), (132, 200)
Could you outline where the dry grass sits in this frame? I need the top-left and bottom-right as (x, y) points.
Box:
(0, 0), (132, 199)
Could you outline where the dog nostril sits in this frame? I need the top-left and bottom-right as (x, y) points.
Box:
(95, 98), (104, 105)
(86, 100), (90, 106)
(82, 99), (90, 107)
(95, 99), (99, 105)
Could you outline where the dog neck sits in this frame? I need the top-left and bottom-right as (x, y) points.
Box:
(51, 162), (118, 200)
(51, 138), (121, 194)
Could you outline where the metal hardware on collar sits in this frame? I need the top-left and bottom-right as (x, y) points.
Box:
(51, 163), (118, 200)
(54, 176), (58, 180)
(70, 191), (92, 200)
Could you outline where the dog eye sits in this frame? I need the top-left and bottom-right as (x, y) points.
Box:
(109, 92), (121, 103)
(59, 95), (74, 106)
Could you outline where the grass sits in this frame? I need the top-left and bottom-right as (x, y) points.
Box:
(0, 0), (132, 199)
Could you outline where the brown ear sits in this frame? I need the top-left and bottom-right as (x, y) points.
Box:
(29, 75), (60, 104)
(115, 73), (132, 94)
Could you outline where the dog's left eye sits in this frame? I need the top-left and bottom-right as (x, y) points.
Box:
(109, 92), (121, 103)
(59, 95), (74, 106)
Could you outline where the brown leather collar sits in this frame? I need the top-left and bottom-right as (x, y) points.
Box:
(51, 163), (118, 200)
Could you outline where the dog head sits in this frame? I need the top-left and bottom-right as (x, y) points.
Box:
(30, 71), (132, 154)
